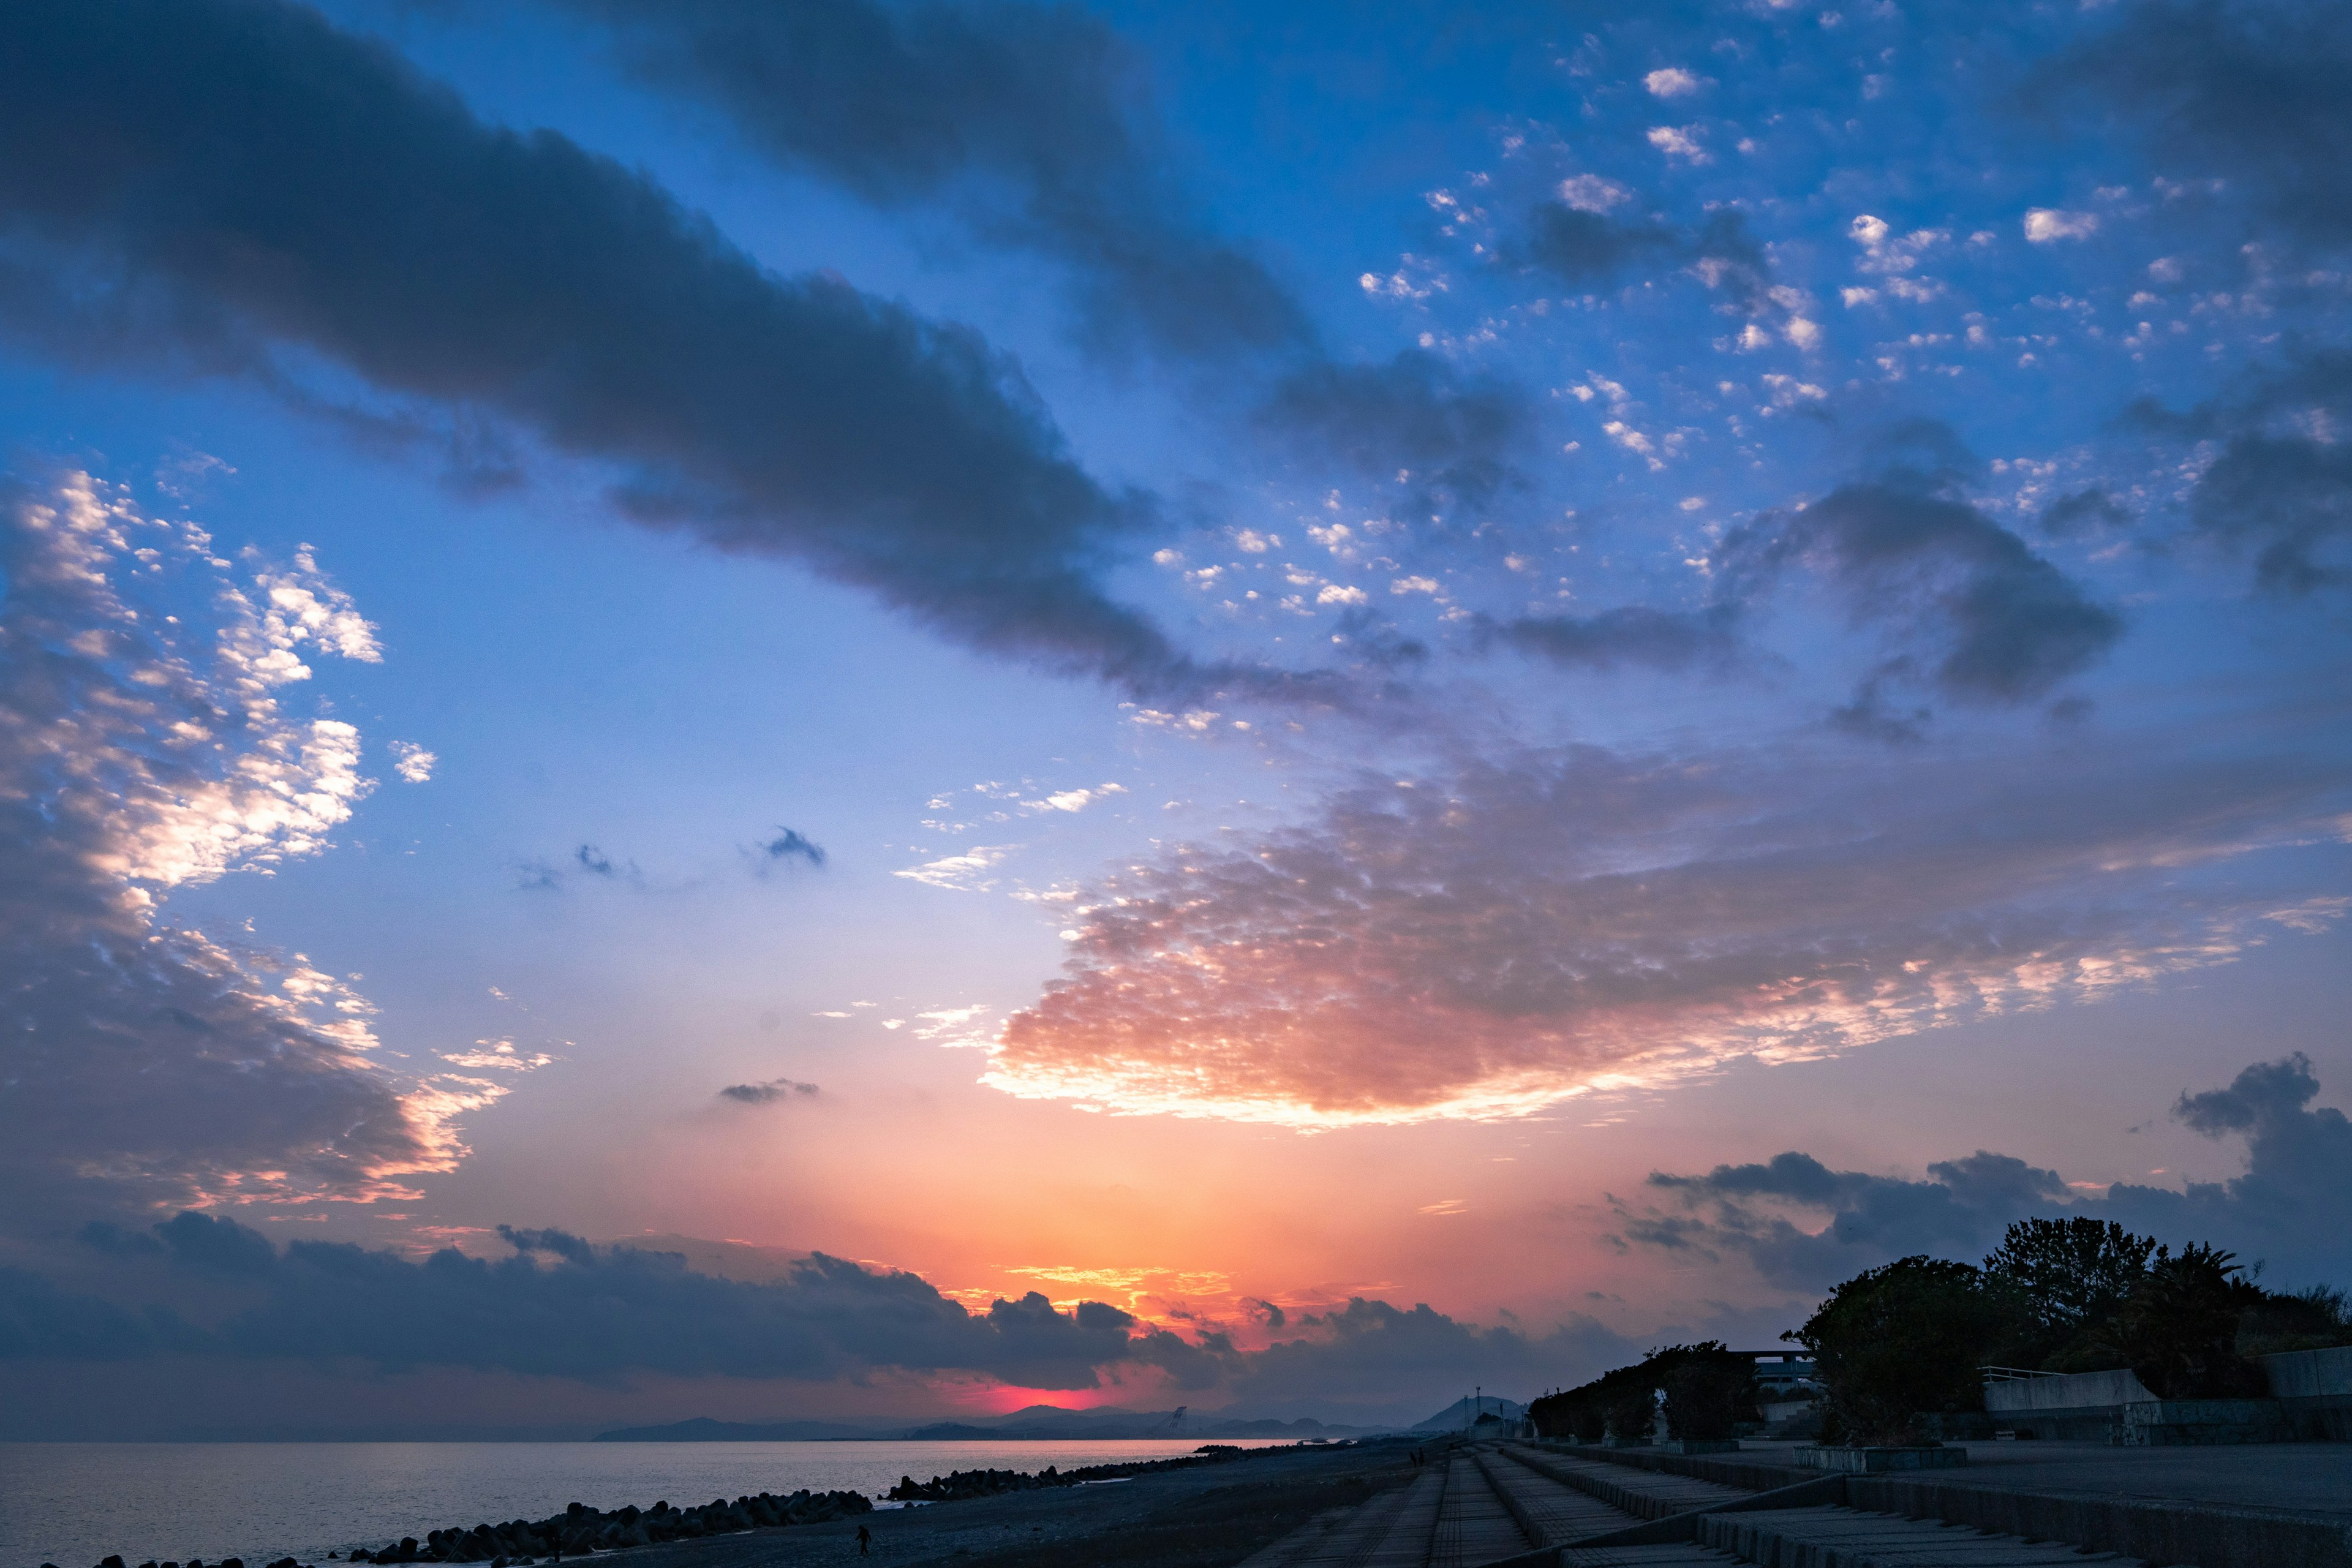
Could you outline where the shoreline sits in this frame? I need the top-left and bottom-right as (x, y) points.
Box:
(609, 1439), (1424, 1568)
(41, 1441), (1397, 1568)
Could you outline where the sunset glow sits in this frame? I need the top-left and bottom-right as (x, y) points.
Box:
(0, 0), (2347, 1444)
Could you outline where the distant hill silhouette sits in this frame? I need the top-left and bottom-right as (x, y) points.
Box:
(594, 1415), (888, 1441)
(1411, 1395), (1524, 1431)
(595, 1406), (1385, 1442)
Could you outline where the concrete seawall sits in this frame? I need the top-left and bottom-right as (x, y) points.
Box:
(2268, 1346), (2352, 1441)
(1985, 1350), (2352, 1443)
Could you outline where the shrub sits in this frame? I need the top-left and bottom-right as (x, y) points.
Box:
(1604, 1382), (1658, 1443)
(2100, 1242), (2267, 1398)
(1654, 1341), (1758, 1441)
(2237, 1283), (2352, 1357)
(1789, 1256), (2011, 1446)
(1982, 1216), (2155, 1367)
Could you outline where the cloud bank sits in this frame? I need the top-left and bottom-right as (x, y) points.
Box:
(0, 1212), (1732, 1431)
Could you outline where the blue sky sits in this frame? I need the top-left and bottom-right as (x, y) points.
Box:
(0, 0), (2348, 1435)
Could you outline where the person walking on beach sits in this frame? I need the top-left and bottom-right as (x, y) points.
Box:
(855, 1523), (873, 1556)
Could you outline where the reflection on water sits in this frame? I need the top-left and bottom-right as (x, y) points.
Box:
(0, 1439), (1294, 1568)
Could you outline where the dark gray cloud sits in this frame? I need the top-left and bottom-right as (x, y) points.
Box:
(2192, 433), (2352, 593)
(0, 473), (471, 1222)
(512, 843), (644, 892)
(1514, 203), (1678, 285)
(1513, 205), (1771, 311)
(1828, 658), (1935, 745)
(1630, 1152), (2069, 1289)
(717, 1077), (818, 1105)
(2132, 350), (2352, 594)
(0, 1213), (1634, 1423)
(757, 827), (827, 869)
(3, 1216), (1172, 1390)
(2100, 1053), (2352, 1278)
(1261, 350), (1530, 508)
(1716, 478), (2124, 708)
(575, 843), (642, 883)
(2040, 488), (2132, 537)
(1487, 424), (2114, 703)
(548, 0), (1310, 362)
(1223, 1298), (1644, 1422)
(2057, 0), (2352, 252)
(0, 0), (1238, 695)
(1484, 605), (1740, 674)
(1625, 1054), (2352, 1291)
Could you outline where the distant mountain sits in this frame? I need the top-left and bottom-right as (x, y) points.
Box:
(594, 1416), (887, 1442)
(1411, 1395), (1523, 1432)
(598, 1408), (1387, 1442)
(898, 1409), (1373, 1441)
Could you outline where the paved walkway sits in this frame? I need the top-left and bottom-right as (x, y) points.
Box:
(1234, 1444), (2187, 1568)
(1729, 1438), (2352, 1525)
(1696, 1503), (2148, 1566)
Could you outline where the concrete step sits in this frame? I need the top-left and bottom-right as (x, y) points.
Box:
(1697, 1505), (2147, 1567)
(1431, 1452), (1539, 1568)
(1476, 1449), (1659, 1546)
(1556, 1547), (1746, 1568)
(1357, 1466), (1449, 1568)
(1233, 1473), (1425, 1568)
(1501, 1447), (1754, 1521)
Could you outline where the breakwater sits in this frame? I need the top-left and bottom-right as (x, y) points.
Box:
(53, 1491), (872, 1568)
(882, 1443), (1262, 1503)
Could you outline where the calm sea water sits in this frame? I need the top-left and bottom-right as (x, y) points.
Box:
(0, 1441), (1294, 1568)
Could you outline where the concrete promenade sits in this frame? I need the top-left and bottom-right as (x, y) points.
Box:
(1238, 1439), (2352, 1568)
(478, 1434), (2352, 1567)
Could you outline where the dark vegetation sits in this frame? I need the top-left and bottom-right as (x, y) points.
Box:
(1529, 1341), (1760, 1447)
(1793, 1218), (2352, 1444)
(1531, 1216), (2352, 1449)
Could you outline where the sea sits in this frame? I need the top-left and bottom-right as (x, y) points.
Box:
(0, 1440), (1297, 1568)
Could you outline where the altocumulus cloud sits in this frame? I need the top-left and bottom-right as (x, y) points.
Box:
(984, 725), (2351, 1127)
(0, 0), (1229, 696)
(1621, 1054), (2352, 1291)
(0, 473), (524, 1221)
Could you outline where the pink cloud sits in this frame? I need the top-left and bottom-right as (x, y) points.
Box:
(987, 730), (2350, 1126)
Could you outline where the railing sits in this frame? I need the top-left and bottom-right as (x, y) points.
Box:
(1977, 1365), (2065, 1382)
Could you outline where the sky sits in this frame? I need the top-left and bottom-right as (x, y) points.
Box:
(2, 0), (2350, 1439)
